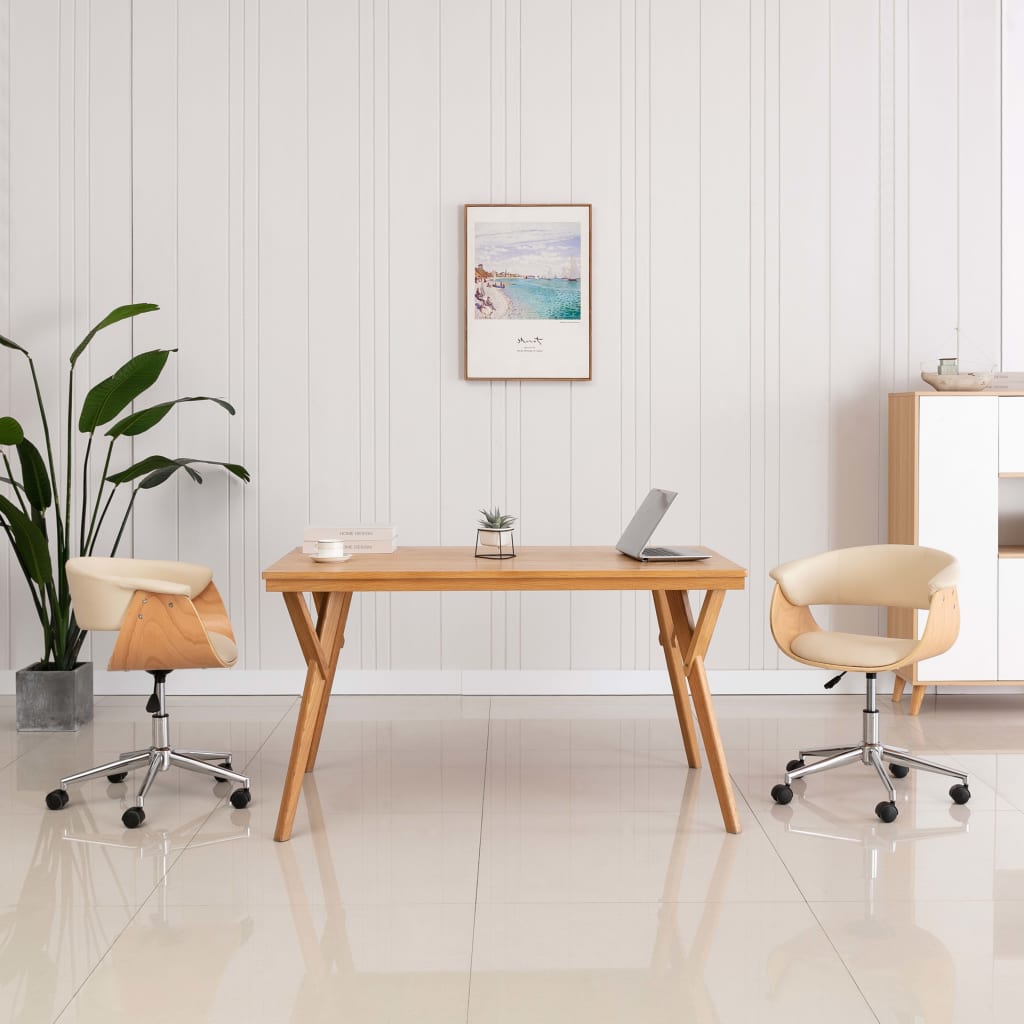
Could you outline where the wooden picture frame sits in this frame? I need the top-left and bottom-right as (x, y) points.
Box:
(464, 203), (592, 381)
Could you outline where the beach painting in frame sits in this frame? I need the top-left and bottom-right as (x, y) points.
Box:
(464, 204), (592, 380)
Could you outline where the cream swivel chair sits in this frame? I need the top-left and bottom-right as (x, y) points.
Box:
(45, 558), (252, 829)
(768, 544), (970, 823)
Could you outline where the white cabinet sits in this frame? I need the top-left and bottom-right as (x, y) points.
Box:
(889, 392), (1022, 710)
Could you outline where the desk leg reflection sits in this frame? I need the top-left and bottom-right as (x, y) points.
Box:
(654, 589), (741, 835)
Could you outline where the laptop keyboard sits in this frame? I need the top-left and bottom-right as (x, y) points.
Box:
(642, 546), (676, 557)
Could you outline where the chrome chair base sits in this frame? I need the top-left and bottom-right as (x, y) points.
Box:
(46, 670), (251, 828)
(770, 673), (970, 823)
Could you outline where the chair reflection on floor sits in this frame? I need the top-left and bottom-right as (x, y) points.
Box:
(767, 788), (966, 1022)
(56, 812), (253, 1016)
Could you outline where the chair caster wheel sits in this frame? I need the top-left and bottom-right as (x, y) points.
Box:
(875, 800), (899, 823)
(107, 772), (128, 783)
(230, 787), (252, 809)
(214, 761), (232, 783)
(889, 764), (910, 779)
(785, 758), (805, 773)
(949, 783), (971, 805)
(122, 806), (146, 829)
(771, 783), (793, 805)
(45, 789), (69, 810)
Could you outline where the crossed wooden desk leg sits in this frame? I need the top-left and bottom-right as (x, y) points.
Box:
(654, 588), (741, 835)
(275, 590), (351, 842)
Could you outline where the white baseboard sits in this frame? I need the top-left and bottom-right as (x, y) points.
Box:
(0, 667), (919, 697)
(3, 665), (1020, 698)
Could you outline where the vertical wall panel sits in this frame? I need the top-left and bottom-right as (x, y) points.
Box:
(1007, 2), (1024, 368)
(907, 0), (957, 381)
(440, 0), (492, 668)
(357, 0), (377, 666)
(762, 0), (781, 668)
(518, 0), (572, 670)
(958, 0), (1001, 371)
(748, 0), (767, 667)
(177, 0), (232, 590)
(830, 0), (881, 640)
(8, 0), (60, 669)
(0, 0), (11, 668)
(618, 0), (638, 669)
(240, 0), (262, 668)
(778, 0), (830, 588)
(257, 0), (308, 670)
(701, 0), (750, 667)
(570, 0), (623, 669)
(388, 0), (443, 668)
(307, 0), (364, 666)
(84, 1), (133, 671)
(226, 0), (253, 665)
(131, 1), (179, 568)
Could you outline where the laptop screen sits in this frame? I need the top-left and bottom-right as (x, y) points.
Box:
(616, 488), (678, 557)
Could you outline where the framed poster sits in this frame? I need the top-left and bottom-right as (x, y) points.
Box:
(464, 204), (592, 381)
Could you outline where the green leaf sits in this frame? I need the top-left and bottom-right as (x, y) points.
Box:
(0, 417), (25, 445)
(69, 303), (160, 368)
(107, 456), (250, 488)
(105, 396), (236, 438)
(78, 349), (173, 432)
(16, 439), (52, 511)
(0, 333), (29, 356)
(105, 455), (178, 485)
(0, 495), (52, 584)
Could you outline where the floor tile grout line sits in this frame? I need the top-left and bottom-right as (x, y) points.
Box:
(464, 696), (492, 1023)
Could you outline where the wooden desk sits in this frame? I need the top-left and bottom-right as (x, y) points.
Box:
(262, 546), (747, 841)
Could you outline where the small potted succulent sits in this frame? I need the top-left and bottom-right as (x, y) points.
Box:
(475, 506), (516, 559)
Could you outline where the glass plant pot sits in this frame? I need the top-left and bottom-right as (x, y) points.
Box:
(475, 528), (516, 559)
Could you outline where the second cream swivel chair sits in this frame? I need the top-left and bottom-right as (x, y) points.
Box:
(45, 558), (252, 829)
(767, 544), (970, 823)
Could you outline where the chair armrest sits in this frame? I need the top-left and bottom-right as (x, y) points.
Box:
(901, 586), (959, 667)
(191, 582), (236, 645)
(769, 583), (820, 659)
(108, 587), (235, 671)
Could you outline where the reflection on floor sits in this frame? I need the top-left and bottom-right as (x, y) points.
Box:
(1, 692), (1023, 1022)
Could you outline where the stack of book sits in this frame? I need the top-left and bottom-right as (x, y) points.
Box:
(302, 524), (398, 554)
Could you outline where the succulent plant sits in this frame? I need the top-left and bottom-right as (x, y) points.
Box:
(477, 506), (517, 530)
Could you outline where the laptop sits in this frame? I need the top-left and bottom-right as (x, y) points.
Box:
(616, 488), (710, 562)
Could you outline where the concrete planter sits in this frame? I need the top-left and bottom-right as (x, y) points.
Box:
(16, 661), (94, 732)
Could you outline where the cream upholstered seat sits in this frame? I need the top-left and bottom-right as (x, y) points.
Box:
(768, 544), (970, 823)
(45, 558), (251, 829)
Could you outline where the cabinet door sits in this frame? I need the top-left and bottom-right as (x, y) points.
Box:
(917, 396), (998, 681)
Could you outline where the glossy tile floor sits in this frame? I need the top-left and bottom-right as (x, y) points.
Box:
(2, 690), (1023, 1022)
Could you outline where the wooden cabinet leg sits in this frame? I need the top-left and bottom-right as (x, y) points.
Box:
(909, 684), (927, 715)
(891, 673), (906, 703)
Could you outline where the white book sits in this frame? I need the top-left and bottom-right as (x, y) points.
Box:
(302, 531), (399, 555)
(304, 524), (397, 541)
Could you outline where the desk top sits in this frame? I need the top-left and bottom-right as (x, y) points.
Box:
(263, 546), (747, 593)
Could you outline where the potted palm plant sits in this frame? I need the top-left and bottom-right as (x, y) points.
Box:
(0, 303), (249, 731)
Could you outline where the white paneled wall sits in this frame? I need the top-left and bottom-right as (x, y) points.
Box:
(1, 0), (1021, 689)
